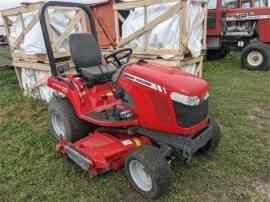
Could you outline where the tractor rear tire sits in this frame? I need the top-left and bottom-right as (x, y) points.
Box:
(125, 145), (172, 199)
(199, 118), (221, 154)
(240, 42), (270, 71)
(48, 98), (94, 142)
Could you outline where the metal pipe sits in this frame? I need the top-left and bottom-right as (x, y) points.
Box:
(39, 1), (98, 77)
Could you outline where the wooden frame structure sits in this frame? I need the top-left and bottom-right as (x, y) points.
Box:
(1, 2), (87, 63)
(113, 0), (208, 58)
(1, 2), (83, 99)
(113, 0), (208, 77)
(11, 61), (74, 99)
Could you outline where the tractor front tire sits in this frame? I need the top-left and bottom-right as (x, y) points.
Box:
(240, 42), (270, 71)
(48, 98), (93, 142)
(125, 145), (172, 199)
(199, 118), (221, 154)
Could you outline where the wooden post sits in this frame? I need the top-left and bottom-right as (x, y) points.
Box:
(202, 2), (208, 50)
(179, 0), (187, 58)
(45, 9), (53, 43)
(14, 67), (23, 90)
(32, 69), (42, 99)
(144, 6), (148, 50)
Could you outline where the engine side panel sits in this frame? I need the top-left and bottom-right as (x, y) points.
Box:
(258, 19), (270, 43)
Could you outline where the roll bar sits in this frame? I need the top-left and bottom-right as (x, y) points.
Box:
(39, 1), (97, 77)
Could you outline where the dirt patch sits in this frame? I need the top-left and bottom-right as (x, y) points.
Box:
(254, 181), (270, 200)
(119, 185), (149, 202)
(248, 103), (270, 134)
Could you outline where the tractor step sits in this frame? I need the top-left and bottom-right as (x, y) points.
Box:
(63, 146), (93, 171)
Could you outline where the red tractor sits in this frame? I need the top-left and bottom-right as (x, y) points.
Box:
(40, 2), (221, 199)
(207, 0), (270, 70)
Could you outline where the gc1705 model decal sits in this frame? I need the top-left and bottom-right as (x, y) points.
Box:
(226, 13), (270, 21)
(123, 72), (167, 94)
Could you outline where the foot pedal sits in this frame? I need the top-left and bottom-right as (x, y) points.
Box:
(64, 146), (93, 171)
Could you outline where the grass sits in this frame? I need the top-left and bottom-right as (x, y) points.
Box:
(0, 47), (12, 67)
(0, 51), (269, 201)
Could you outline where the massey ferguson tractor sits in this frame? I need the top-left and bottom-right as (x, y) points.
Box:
(40, 1), (221, 199)
(207, 0), (270, 70)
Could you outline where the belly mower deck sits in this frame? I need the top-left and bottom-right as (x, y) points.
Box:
(57, 131), (151, 176)
(57, 124), (213, 176)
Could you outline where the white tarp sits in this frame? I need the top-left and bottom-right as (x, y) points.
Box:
(9, 7), (82, 101)
(21, 68), (55, 102)
(0, 26), (5, 35)
(1, 0), (109, 51)
(0, 0), (108, 102)
(121, 0), (204, 58)
(9, 9), (82, 53)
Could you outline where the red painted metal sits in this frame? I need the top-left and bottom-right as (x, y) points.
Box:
(58, 131), (151, 176)
(117, 62), (209, 135)
(257, 19), (270, 42)
(48, 62), (209, 135)
(207, 0), (270, 43)
(48, 77), (139, 127)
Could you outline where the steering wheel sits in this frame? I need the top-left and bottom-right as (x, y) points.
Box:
(105, 48), (133, 68)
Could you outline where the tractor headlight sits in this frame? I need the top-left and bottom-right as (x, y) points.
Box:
(171, 91), (209, 106)
(170, 92), (201, 106)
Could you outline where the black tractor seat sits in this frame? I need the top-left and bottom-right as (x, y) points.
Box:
(79, 64), (117, 80)
(69, 33), (116, 84)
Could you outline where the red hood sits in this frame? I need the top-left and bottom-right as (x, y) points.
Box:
(123, 62), (208, 99)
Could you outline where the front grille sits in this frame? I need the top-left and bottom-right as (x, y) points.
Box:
(149, 92), (172, 125)
(173, 99), (208, 128)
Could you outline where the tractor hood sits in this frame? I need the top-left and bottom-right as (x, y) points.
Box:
(122, 62), (208, 100)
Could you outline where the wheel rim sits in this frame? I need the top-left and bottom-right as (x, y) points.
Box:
(247, 51), (263, 67)
(129, 160), (152, 192)
(51, 112), (66, 137)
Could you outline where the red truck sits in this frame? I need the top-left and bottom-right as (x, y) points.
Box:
(207, 0), (270, 70)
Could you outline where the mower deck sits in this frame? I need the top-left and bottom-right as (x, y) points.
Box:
(57, 123), (214, 176)
(58, 131), (151, 176)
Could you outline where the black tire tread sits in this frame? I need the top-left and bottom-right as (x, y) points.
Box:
(200, 118), (221, 153)
(125, 145), (172, 199)
(240, 42), (270, 71)
(48, 98), (93, 142)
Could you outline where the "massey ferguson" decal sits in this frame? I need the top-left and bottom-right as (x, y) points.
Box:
(123, 72), (167, 94)
(226, 13), (270, 21)
(51, 82), (68, 94)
